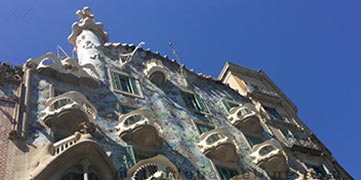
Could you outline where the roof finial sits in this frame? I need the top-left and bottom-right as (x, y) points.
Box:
(76, 6), (95, 22)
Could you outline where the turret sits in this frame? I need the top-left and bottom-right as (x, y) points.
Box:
(68, 7), (109, 80)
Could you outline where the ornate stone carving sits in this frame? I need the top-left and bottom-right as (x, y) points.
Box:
(24, 53), (99, 88)
(68, 7), (109, 47)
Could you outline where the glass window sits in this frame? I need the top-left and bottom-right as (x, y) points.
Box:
(244, 134), (263, 147)
(221, 99), (240, 112)
(120, 106), (135, 114)
(263, 106), (285, 121)
(306, 163), (332, 180)
(182, 92), (208, 113)
(216, 165), (239, 180)
(195, 123), (214, 134)
(111, 71), (141, 96)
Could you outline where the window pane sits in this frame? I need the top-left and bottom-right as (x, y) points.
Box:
(128, 77), (139, 95)
(112, 72), (141, 95)
(216, 166), (238, 180)
(196, 123), (214, 134)
(194, 94), (207, 112)
(245, 134), (263, 147)
(221, 99), (232, 112)
(183, 92), (197, 109)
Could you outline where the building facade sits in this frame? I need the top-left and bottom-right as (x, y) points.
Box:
(0, 7), (352, 180)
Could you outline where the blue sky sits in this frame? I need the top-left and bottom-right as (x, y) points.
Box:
(1, 0), (360, 178)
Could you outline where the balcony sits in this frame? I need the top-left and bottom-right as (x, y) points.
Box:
(116, 109), (163, 150)
(227, 104), (263, 134)
(24, 52), (99, 88)
(245, 82), (279, 102)
(283, 136), (322, 156)
(144, 59), (167, 86)
(127, 155), (181, 180)
(41, 91), (97, 137)
(198, 128), (238, 162)
(249, 139), (288, 172)
(31, 132), (116, 180)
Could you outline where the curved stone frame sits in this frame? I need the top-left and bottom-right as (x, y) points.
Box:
(116, 109), (163, 151)
(143, 59), (168, 86)
(228, 103), (263, 135)
(249, 139), (289, 172)
(30, 133), (116, 180)
(198, 128), (239, 162)
(40, 91), (97, 139)
(127, 155), (181, 180)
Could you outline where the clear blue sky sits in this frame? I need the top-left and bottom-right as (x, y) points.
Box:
(1, 0), (360, 179)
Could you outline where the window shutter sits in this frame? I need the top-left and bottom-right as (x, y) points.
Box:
(112, 72), (121, 90)
(128, 78), (139, 95)
(221, 99), (231, 112)
(194, 94), (207, 112)
(124, 145), (136, 168)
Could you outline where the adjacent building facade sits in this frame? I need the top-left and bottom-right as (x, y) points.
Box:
(0, 7), (352, 180)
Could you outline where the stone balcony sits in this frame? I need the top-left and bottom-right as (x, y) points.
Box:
(24, 52), (100, 88)
(249, 139), (288, 172)
(282, 135), (322, 156)
(116, 109), (163, 150)
(227, 103), (263, 134)
(245, 82), (280, 102)
(41, 91), (97, 137)
(127, 155), (181, 180)
(198, 128), (238, 162)
(144, 59), (168, 86)
(30, 132), (116, 180)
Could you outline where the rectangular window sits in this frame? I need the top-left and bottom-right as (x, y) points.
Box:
(110, 71), (142, 97)
(195, 123), (214, 134)
(244, 134), (263, 147)
(306, 163), (332, 180)
(120, 106), (135, 114)
(215, 165), (239, 180)
(221, 99), (240, 112)
(182, 91), (208, 113)
(263, 106), (286, 121)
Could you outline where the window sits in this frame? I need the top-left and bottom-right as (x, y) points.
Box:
(110, 70), (142, 97)
(263, 106), (286, 121)
(120, 106), (136, 114)
(119, 106), (143, 126)
(221, 99), (240, 112)
(182, 91), (208, 113)
(215, 165), (239, 180)
(244, 134), (263, 147)
(306, 163), (333, 180)
(195, 123), (214, 134)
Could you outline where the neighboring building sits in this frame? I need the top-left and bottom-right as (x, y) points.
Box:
(0, 7), (352, 180)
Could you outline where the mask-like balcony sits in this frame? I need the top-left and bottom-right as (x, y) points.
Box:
(249, 139), (288, 172)
(31, 132), (116, 180)
(198, 128), (238, 162)
(127, 155), (181, 180)
(41, 91), (97, 137)
(227, 104), (263, 134)
(116, 109), (163, 150)
(144, 59), (168, 86)
(24, 53), (100, 88)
